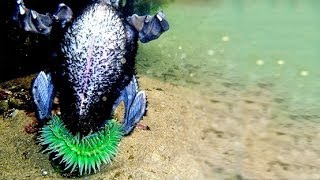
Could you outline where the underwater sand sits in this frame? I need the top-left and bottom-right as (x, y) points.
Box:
(1, 74), (320, 179)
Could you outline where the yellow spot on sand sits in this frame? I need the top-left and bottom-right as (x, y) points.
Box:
(256, 59), (264, 65)
(277, 60), (285, 65)
(207, 50), (214, 56)
(222, 36), (230, 42)
(300, 70), (309, 76)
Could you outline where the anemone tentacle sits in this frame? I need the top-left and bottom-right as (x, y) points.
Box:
(38, 115), (123, 176)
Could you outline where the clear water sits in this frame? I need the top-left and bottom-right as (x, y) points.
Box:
(1, 1), (320, 178)
(137, 0), (320, 118)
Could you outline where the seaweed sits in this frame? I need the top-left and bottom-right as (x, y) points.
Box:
(123, 0), (175, 15)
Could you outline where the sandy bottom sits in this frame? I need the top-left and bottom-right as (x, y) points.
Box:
(1, 75), (320, 179)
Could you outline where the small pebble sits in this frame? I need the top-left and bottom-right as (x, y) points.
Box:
(256, 59), (264, 65)
(277, 60), (285, 65)
(10, 109), (18, 118)
(222, 36), (230, 42)
(5, 108), (18, 118)
(53, 97), (59, 104)
(121, 58), (126, 64)
(300, 70), (309, 76)
(207, 50), (214, 56)
(41, 169), (48, 176)
(180, 53), (186, 59)
(159, 145), (165, 151)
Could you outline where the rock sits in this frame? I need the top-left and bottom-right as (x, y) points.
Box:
(8, 98), (24, 109)
(4, 108), (18, 118)
(41, 169), (48, 176)
(0, 100), (9, 114)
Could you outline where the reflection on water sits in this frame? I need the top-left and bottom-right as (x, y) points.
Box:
(137, 0), (320, 118)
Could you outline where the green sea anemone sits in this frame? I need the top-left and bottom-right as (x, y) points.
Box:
(38, 115), (123, 176)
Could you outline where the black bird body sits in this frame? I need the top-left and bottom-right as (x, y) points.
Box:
(57, 2), (137, 135)
(14, 0), (169, 136)
(12, 0), (169, 175)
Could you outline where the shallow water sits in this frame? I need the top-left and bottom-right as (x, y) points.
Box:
(137, 0), (320, 118)
(1, 0), (320, 179)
